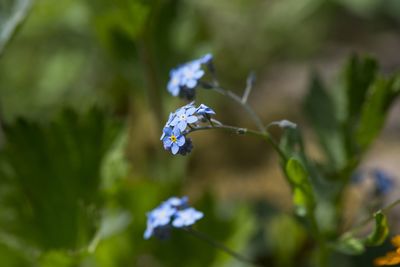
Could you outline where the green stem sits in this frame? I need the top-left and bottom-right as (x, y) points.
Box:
(346, 198), (400, 234)
(184, 228), (263, 267)
(212, 86), (266, 133)
(187, 124), (286, 160)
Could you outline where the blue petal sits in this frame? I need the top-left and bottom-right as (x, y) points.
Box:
(186, 79), (197, 88)
(177, 135), (185, 146)
(171, 144), (179, 155)
(177, 121), (187, 132)
(163, 138), (172, 148)
(186, 107), (196, 116)
(194, 69), (205, 79)
(187, 116), (198, 124)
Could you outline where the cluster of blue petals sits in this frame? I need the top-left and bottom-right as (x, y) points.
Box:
(144, 196), (203, 240)
(167, 54), (213, 100)
(372, 169), (395, 195)
(161, 103), (215, 155)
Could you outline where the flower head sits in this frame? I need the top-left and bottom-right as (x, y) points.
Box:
(162, 127), (186, 155)
(144, 196), (203, 240)
(167, 54), (213, 99)
(161, 103), (216, 155)
(170, 104), (198, 132)
(172, 208), (204, 228)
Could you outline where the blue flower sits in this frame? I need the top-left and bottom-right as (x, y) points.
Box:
(162, 127), (186, 155)
(144, 196), (203, 240)
(166, 54), (212, 99)
(172, 208), (204, 228)
(144, 203), (176, 240)
(170, 105), (198, 132)
(372, 169), (394, 195)
(196, 104), (216, 116)
(181, 61), (205, 89)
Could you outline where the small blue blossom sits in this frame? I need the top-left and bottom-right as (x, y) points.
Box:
(170, 105), (198, 132)
(162, 127), (186, 155)
(181, 61), (205, 89)
(167, 54), (212, 99)
(196, 104), (216, 116)
(372, 169), (395, 195)
(144, 196), (203, 240)
(172, 208), (204, 228)
(144, 203), (176, 240)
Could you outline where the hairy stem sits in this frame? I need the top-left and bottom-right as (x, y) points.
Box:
(212, 86), (266, 133)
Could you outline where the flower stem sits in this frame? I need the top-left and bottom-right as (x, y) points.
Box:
(184, 228), (263, 267)
(212, 86), (266, 133)
(346, 198), (400, 234)
(187, 124), (287, 160)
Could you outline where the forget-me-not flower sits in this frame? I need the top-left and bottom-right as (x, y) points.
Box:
(170, 105), (198, 132)
(167, 54), (213, 99)
(172, 208), (204, 228)
(144, 196), (203, 240)
(162, 127), (186, 155)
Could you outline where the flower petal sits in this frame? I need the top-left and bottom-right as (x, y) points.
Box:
(171, 144), (179, 155)
(187, 116), (198, 124)
(177, 136), (185, 146)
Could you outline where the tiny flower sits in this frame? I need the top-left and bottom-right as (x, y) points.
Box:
(144, 204), (176, 240)
(181, 61), (205, 89)
(196, 104), (216, 117)
(170, 105), (198, 132)
(372, 169), (395, 195)
(162, 127), (186, 155)
(172, 208), (204, 228)
(144, 196), (203, 240)
(166, 54), (212, 99)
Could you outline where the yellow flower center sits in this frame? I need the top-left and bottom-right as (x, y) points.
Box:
(169, 135), (177, 143)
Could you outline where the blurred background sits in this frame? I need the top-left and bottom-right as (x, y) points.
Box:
(0, 0), (400, 266)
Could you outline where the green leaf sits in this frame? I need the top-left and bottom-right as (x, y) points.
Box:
(355, 76), (400, 150)
(342, 55), (378, 122)
(0, 108), (121, 250)
(0, 0), (33, 55)
(285, 158), (315, 216)
(334, 234), (365, 255)
(363, 211), (389, 246)
(334, 211), (389, 255)
(303, 73), (346, 170)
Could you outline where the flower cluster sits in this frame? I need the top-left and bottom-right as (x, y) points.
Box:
(161, 102), (215, 155)
(167, 54), (213, 100)
(144, 196), (203, 240)
(374, 235), (400, 266)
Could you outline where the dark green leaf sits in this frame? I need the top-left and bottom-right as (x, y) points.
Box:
(355, 77), (400, 150)
(303, 73), (346, 170)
